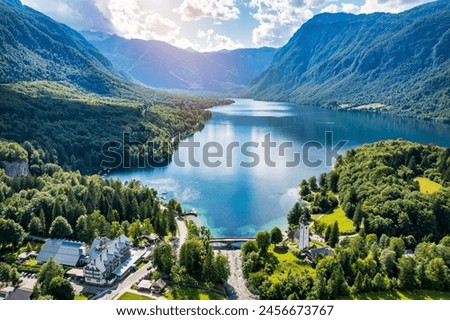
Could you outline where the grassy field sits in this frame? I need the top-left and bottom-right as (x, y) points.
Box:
(414, 177), (442, 194)
(164, 287), (226, 300)
(74, 292), (94, 300)
(350, 289), (450, 300)
(313, 207), (354, 234)
(268, 246), (314, 283)
(118, 292), (155, 300)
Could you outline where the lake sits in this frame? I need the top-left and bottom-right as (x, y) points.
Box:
(110, 99), (450, 237)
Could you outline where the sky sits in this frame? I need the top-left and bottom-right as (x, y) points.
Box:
(21, 0), (436, 51)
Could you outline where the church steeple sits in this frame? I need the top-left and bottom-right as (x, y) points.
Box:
(298, 215), (309, 250)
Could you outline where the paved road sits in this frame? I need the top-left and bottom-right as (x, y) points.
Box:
(175, 216), (188, 253)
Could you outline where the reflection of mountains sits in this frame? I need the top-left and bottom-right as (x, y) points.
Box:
(213, 104), (450, 148)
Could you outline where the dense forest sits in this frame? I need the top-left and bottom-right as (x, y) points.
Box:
(289, 140), (450, 241)
(0, 0), (232, 174)
(242, 231), (450, 299)
(0, 140), (180, 251)
(152, 221), (230, 290)
(0, 81), (231, 173)
(243, 140), (450, 299)
(333, 140), (450, 240)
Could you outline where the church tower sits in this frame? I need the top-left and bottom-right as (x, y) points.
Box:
(298, 216), (309, 250)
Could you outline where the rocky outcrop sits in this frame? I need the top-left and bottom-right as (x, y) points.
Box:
(1, 160), (29, 177)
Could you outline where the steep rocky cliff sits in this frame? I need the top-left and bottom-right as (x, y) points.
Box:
(1, 160), (29, 176)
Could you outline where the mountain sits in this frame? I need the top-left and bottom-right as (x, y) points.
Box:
(82, 31), (278, 92)
(0, 0), (126, 94)
(246, 0), (450, 123)
(0, 0), (232, 174)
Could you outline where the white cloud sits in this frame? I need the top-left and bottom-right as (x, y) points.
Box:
(174, 0), (240, 21)
(320, 4), (339, 13)
(359, 0), (435, 14)
(197, 28), (243, 51)
(101, 0), (179, 40)
(22, 0), (113, 32)
(341, 2), (360, 13)
(321, 2), (360, 13)
(305, 0), (329, 8)
(22, 0), (436, 51)
(249, 0), (314, 47)
(250, 0), (433, 47)
(22, 0), (72, 16)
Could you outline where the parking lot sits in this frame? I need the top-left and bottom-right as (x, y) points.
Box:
(19, 272), (37, 290)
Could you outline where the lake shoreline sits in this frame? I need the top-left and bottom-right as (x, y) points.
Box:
(109, 99), (450, 237)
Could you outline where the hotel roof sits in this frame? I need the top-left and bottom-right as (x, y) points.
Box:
(37, 239), (86, 266)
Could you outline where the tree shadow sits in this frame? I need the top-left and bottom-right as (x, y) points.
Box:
(273, 246), (288, 255)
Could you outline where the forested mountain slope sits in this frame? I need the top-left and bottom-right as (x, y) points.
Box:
(0, 0), (231, 173)
(0, 0), (127, 94)
(246, 0), (450, 122)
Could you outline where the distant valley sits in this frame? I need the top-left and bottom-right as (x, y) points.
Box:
(82, 31), (278, 93)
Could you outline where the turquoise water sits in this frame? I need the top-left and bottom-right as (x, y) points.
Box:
(110, 99), (450, 237)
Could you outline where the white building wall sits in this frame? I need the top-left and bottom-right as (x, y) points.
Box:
(298, 222), (309, 250)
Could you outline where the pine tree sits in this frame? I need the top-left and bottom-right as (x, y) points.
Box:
(319, 173), (327, 189)
(327, 262), (349, 298)
(372, 273), (389, 291)
(202, 247), (214, 283)
(309, 176), (319, 192)
(51, 199), (63, 220)
(325, 225), (332, 243)
(38, 209), (46, 234)
(328, 222), (340, 248)
(353, 271), (364, 293)
(353, 203), (363, 232)
(28, 216), (44, 236)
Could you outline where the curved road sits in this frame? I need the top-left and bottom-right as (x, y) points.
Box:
(175, 216), (188, 253)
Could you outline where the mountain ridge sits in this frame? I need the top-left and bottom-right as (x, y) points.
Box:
(0, 0), (126, 94)
(82, 31), (278, 92)
(246, 0), (450, 122)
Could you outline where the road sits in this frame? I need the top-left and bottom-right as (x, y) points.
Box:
(217, 249), (257, 300)
(175, 216), (188, 253)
